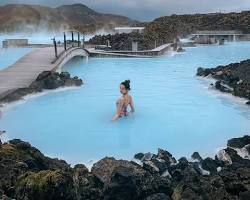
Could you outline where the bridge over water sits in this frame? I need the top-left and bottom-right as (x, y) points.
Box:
(0, 30), (89, 99)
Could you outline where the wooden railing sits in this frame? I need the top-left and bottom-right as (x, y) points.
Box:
(52, 30), (85, 58)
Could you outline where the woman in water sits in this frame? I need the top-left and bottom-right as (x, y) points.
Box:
(112, 80), (135, 121)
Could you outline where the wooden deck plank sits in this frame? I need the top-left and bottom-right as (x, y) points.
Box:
(0, 47), (65, 97)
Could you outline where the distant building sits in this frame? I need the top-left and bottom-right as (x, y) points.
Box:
(114, 27), (145, 34)
(2, 39), (28, 48)
(191, 30), (250, 43)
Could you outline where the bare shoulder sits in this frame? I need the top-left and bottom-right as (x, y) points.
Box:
(118, 97), (125, 103)
(128, 95), (133, 102)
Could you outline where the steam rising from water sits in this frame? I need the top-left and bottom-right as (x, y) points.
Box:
(0, 28), (114, 47)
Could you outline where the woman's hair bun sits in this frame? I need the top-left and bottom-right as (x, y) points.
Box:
(121, 80), (131, 90)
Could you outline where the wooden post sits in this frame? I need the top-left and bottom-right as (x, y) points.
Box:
(82, 35), (85, 48)
(64, 32), (67, 50)
(78, 32), (80, 47)
(173, 38), (178, 51)
(72, 31), (74, 47)
(53, 38), (58, 58)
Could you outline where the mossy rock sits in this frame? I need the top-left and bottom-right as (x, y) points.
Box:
(171, 184), (183, 200)
(15, 170), (75, 200)
(1, 143), (16, 155)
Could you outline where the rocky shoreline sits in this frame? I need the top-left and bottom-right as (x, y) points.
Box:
(196, 59), (250, 105)
(0, 135), (250, 199)
(0, 71), (83, 105)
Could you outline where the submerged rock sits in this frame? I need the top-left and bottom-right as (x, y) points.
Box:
(0, 71), (83, 104)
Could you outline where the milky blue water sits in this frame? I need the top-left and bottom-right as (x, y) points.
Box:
(1, 42), (250, 165)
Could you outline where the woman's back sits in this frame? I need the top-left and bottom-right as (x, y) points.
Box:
(112, 80), (135, 121)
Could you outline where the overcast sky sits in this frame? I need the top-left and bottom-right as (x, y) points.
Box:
(0, 0), (250, 21)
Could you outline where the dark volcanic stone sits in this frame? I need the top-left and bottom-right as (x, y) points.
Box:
(227, 135), (250, 148)
(172, 168), (231, 200)
(92, 157), (172, 200)
(215, 80), (232, 93)
(239, 191), (250, 200)
(143, 161), (159, 174)
(74, 164), (89, 174)
(44, 75), (64, 89)
(157, 148), (176, 166)
(151, 158), (168, 174)
(0, 71), (83, 104)
(29, 81), (44, 92)
(60, 71), (70, 80)
(1, 135), (250, 199)
(197, 59), (250, 101)
(36, 71), (51, 81)
(64, 78), (82, 87)
(91, 157), (136, 184)
(201, 157), (219, 173)
(142, 152), (156, 162)
(15, 170), (76, 200)
(219, 167), (249, 196)
(103, 165), (141, 200)
(177, 157), (189, 169)
(73, 164), (103, 200)
(191, 162), (204, 175)
(246, 145), (250, 155)
(191, 152), (203, 161)
(103, 164), (172, 200)
(176, 47), (185, 52)
(196, 67), (212, 76)
(134, 153), (144, 160)
(171, 168), (184, 181)
(144, 193), (170, 200)
(224, 147), (250, 167)
(9, 139), (31, 150)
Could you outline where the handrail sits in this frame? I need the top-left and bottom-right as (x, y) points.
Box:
(51, 30), (85, 59)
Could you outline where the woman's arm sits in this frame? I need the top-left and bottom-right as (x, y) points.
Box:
(112, 99), (124, 121)
(129, 96), (135, 113)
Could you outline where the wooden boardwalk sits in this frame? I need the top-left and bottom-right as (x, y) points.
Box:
(88, 43), (173, 57)
(151, 43), (172, 51)
(0, 47), (87, 99)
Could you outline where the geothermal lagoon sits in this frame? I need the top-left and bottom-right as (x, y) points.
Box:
(1, 42), (250, 165)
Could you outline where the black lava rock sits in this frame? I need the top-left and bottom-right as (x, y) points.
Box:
(191, 152), (203, 162)
(227, 135), (250, 148)
(0, 71), (83, 104)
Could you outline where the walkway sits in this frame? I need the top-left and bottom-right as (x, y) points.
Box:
(0, 47), (88, 99)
